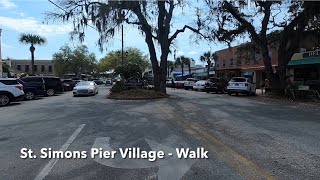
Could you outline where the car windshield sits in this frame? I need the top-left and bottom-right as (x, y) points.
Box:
(77, 81), (94, 86)
(230, 78), (246, 82)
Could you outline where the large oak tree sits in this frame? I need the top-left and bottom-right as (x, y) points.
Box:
(49, 0), (201, 93)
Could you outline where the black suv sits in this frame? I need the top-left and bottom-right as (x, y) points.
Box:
(205, 77), (228, 93)
(17, 78), (46, 100)
(20, 77), (64, 96)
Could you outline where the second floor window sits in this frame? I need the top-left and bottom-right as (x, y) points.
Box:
(223, 60), (226, 67)
(230, 59), (234, 66)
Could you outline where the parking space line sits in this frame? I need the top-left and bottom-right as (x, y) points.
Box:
(34, 124), (86, 180)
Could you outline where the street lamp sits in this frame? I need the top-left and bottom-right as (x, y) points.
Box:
(0, 28), (3, 78)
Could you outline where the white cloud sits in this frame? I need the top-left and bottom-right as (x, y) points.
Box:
(0, 16), (73, 36)
(2, 43), (15, 49)
(0, 0), (16, 9)
(176, 50), (184, 56)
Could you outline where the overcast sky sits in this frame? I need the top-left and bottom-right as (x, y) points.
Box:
(0, 0), (239, 65)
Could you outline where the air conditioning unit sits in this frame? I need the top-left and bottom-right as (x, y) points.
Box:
(300, 48), (306, 53)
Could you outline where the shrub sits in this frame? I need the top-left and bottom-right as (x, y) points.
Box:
(110, 81), (128, 93)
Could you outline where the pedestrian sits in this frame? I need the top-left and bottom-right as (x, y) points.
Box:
(171, 79), (176, 90)
(265, 79), (271, 93)
(259, 80), (265, 94)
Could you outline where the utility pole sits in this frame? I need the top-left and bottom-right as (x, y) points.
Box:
(0, 28), (3, 78)
(121, 24), (124, 71)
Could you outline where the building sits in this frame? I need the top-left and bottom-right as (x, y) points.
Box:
(215, 44), (278, 84)
(5, 59), (55, 76)
(287, 49), (320, 90)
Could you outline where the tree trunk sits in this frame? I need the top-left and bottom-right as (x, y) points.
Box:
(181, 66), (184, 80)
(260, 44), (274, 80)
(30, 45), (35, 75)
(207, 60), (211, 78)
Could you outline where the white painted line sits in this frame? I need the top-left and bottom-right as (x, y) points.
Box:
(34, 124), (86, 180)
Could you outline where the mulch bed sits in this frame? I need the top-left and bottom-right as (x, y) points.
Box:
(108, 89), (169, 100)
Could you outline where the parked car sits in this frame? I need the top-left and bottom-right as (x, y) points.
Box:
(20, 76), (64, 96)
(62, 79), (77, 89)
(105, 79), (113, 86)
(193, 80), (206, 91)
(175, 81), (185, 89)
(0, 78), (25, 106)
(17, 79), (46, 100)
(184, 78), (198, 90)
(227, 77), (256, 96)
(62, 82), (72, 91)
(205, 77), (228, 93)
(73, 81), (99, 96)
(94, 80), (104, 85)
(166, 78), (173, 87)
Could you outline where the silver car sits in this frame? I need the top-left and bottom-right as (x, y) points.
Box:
(73, 81), (99, 96)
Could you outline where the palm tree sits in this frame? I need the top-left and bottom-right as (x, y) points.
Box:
(200, 51), (217, 78)
(19, 33), (47, 75)
(185, 57), (192, 76)
(167, 61), (174, 77)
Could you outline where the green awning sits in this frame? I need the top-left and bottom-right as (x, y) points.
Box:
(287, 58), (320, 66)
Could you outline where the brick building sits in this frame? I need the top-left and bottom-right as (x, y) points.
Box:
(5, 59), (54, 76)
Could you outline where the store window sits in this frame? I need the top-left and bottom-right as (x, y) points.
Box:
(48, 66), (52, 72)
(34, 65), (38, 72)
(41, 65), (45, 72)
(294, 67), (319, 81)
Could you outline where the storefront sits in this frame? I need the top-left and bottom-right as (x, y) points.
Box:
(287, 50), (320, 90)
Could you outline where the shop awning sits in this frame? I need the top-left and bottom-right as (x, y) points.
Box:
(288, 50), (320, 66)
(287, 58), (320, 66)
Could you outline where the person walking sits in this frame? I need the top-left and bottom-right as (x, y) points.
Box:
(265, 79), (271, 93)
(171, 79), (176, 90)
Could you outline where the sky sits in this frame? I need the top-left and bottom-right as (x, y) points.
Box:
(0, 0), (233, 65)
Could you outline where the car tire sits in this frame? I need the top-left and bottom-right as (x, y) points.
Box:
(227, 92), (232, 96)
(235, 92), (239, 96)
(46, 89), (55, 96)
(25, 91), (36, 100)
(0, 94), (11, 106)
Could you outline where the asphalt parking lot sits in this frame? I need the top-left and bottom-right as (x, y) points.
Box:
(0, 86), (320, 180)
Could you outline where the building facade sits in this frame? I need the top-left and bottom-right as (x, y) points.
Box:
(5, 59), (54, 76)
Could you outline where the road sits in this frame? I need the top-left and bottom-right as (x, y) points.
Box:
(0, 86), (319, 180)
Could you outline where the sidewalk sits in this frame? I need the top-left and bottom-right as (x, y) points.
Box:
(252, 88), (320, 112)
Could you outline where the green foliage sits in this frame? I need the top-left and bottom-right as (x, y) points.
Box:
(19, 33), (47, 46)
(98, 47), (150, 73)
(52, 45), (97, 77)
(110, 81), (128, 93)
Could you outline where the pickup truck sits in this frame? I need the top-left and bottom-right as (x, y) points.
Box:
(0, 78), (25, 106)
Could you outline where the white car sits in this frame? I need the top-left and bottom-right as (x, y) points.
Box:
(73, 81), (99, 96)
(184, 78), (198, 90)
(193, 80), (206, 91)
(227, 77), (256, 96)
(0, 78), (25, 106)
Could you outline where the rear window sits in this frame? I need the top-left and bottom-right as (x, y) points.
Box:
(231, 78), (246, 82)
(63, 80), (73, 82)
(0, 80), (19, 85)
